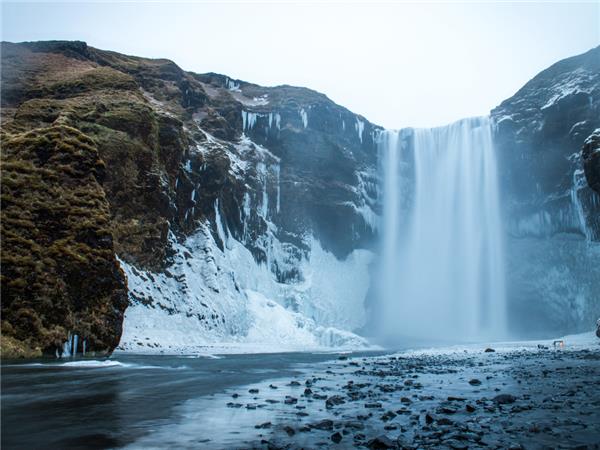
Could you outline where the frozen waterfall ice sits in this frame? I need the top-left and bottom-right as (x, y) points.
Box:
(378, 117), (507, 343)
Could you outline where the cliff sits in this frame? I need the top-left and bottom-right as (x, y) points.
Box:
(491, 46), (600, 336)
(1, 41), (379, 355)
(1, 41), (598, 356)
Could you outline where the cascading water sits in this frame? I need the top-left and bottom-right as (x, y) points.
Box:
(378, 117), (506, 343)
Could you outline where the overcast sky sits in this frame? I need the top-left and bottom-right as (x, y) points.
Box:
(2, 1), (599, 128)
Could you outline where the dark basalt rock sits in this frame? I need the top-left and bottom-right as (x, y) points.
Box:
(582, 128), (600, 194)
(367, 434), (397, 449)
(493, 394), (517, 404)
(491, 45), (600, 240)
(311, 419), (334, 431)
(326, 395), (346, 408)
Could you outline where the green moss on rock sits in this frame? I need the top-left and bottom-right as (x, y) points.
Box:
(1, 125), (128, 356)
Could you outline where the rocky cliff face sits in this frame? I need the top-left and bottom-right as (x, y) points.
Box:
(491, 46), (600, 337)
(0, 125), (128, 357)
(582, 128), (600, 194)
(1, 41), (379, 355)
(2, 40), (598, 356)
(491, 46), (600, 240)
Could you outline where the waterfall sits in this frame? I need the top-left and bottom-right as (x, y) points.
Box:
(378, 117), (506, 342)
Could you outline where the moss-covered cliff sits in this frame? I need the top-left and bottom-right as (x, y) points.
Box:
(1, 125), (128, 357)
(1, 40), (380, 356)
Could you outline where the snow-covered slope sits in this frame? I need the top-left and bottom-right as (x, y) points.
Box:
(117, 224), (373, 354)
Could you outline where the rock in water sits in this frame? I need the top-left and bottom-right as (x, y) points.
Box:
(493, 394), (517, 404)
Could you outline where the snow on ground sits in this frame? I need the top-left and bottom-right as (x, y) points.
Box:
(394, 331), (599, 359)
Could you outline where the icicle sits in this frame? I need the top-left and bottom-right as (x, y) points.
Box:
(355, 118), (364, 143)
(62, 332), (72, 358)
(243, 192), (251, 240)
(226, 78), (240, 91)
(72, 334), (78, 357)
(275, 113), (281, 130)
(214, 199), (229, 246)
(571, 168), (591, 241)
(273, 164), (281, 214)
(299, 109), (308, 128)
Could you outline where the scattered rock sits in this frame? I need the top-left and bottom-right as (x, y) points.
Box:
(381, 411), (397, 422)
(365, 402), (383, 409)
(437, 418), (453, 426)
(367, 434), (396, 449)
(469, 379), (482, 386)
(331, 432), (343, 443)
(284, 396), (298, 405)
(344, 421), (365, 430)
(484, 348), (496, 353)
(226, 402), (242, 408)
(438, 406), (457, 414)
(326, 395), (346, 408)
(493, 394), (517, 404)
(311, 419), (334, 431)
(444, 439), (468, 449)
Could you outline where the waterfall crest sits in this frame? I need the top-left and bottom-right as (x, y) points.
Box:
(378, 117), (506, 342)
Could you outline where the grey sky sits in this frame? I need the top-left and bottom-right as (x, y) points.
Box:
(2, 1), (599, 128)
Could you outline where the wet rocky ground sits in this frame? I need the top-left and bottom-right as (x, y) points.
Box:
(149, 339), (600, 450)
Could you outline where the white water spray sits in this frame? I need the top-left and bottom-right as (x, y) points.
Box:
(378, 117), (506, 342)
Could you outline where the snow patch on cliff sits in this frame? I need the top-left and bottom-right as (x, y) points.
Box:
(118, 224), (373, 354)
(540, 68), (595, 110)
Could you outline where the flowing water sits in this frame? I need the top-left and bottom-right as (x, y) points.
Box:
(378, 117), (506, 342)
(1, 351), (384, 450)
